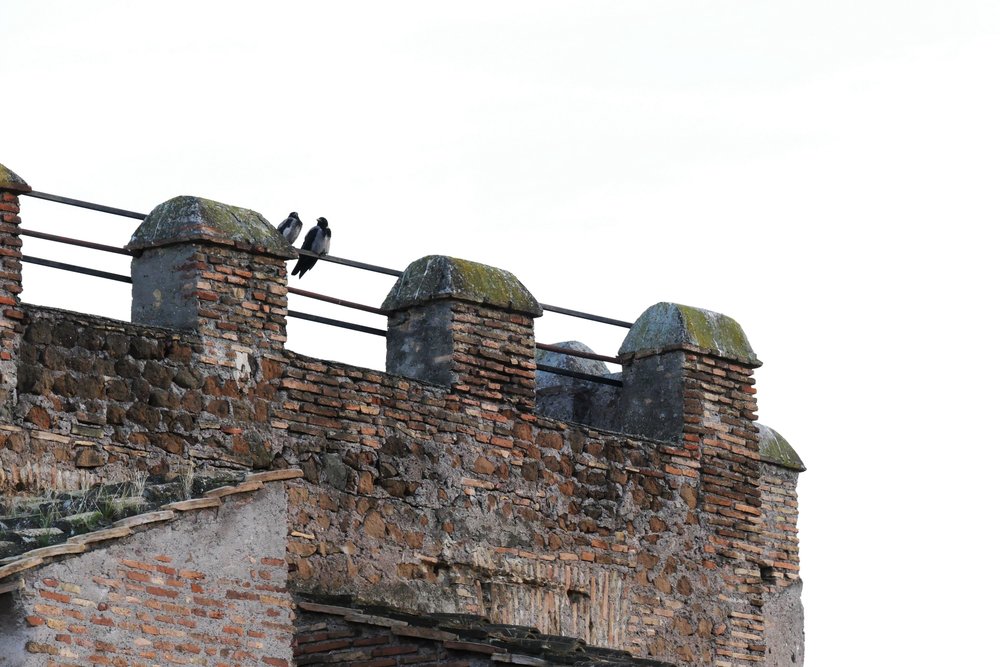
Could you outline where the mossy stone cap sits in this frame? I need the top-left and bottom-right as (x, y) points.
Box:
(758, 424), (806, 471)
(0, 162), (31, 193)
(382, 255), (542, 316)
(126, 195), (296, 258)
(619, 302), (758, 365)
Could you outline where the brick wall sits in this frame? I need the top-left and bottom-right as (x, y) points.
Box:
(0, 178), (26, 422)
(276, 349), (729, 662)
(759, 466), (800, 592)
(2, 304), (784, 665)
(447, 302), (536, 412)
(679, 352), (765, 665)
(760, 464), (804, 667)
(0, 484), (293, 667)
(3, 309), (798, 665)
(0, 179), (805, 666)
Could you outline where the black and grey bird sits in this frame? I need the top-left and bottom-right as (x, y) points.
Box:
(277, 211), (302, 244)
(291, 217), (331, 278)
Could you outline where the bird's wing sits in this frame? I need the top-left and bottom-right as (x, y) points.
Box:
(301, 226), (319, 252)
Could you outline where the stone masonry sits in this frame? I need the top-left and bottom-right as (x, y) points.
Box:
(0, 162), (805, 666)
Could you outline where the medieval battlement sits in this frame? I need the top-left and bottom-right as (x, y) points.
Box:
(0, 163), (805, 667)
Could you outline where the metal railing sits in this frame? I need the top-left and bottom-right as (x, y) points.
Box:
(19, 190), (632, 387)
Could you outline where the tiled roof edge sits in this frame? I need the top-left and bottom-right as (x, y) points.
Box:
(295, 599), (676, 667)
(0, 468), (303, 584)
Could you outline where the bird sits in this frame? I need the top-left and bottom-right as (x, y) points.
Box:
(291, 217), (331, 278)
(277, 211), (302, 244)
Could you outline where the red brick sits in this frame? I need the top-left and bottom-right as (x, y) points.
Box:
(297, 639), (351, 655)
(225, 590), (259, 601)
(373, 645), (419, 657)
(39, 589), (71, 603)
(145, 586), (178, 599)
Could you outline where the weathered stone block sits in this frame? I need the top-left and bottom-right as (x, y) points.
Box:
(74, 447), (106, 468)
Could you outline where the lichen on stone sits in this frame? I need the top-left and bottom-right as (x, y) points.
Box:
(0, 163), (31, 193)
(382, 255), (542, 315)
(758, 424), (806, 471)
(126, 195), (295, 258)
(619, 302), (757, 365)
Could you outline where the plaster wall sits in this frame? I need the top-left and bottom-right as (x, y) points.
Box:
(0, 484), (292, 667)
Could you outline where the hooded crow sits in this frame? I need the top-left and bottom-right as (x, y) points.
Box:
(277, 211), (302, 244)
(291, 217), (331, 278)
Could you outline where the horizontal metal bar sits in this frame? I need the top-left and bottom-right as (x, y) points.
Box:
(287, 309), (387, 337)
(325, 253), (403, 277)
(20, 228), (131, 256)
(536, 363), (623, 387)
(23, 190), (147, 220)
(287, 286), (387, 316)
(20, 189), (636, 330)
(536, 342), (620, 365)
(22, 255), (133, 283)
(295, 249), (403, 277)
(539, 303), (633, 328)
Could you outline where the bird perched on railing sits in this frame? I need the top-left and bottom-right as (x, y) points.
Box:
(277, 211), (302, 244)
(291, 217), (331, 278)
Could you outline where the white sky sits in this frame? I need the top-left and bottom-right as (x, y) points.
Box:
(4, 2), (999, 664)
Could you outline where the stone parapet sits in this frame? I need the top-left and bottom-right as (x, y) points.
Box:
(384, 255), (540, 413)
(618, 302), (766, 664)
(0, 181), (805, 665)
(129, 195), (292, 357)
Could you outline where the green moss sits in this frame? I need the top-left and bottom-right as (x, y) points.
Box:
(0, 162), (31, 192)
(619, 302), (757, 365)
(382, 255), (541, 315)
(126, 195), (295, 258)
(758, 424), (806, 471)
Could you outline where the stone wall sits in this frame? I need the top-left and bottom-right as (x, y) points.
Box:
(4, 304), (284, 491)
(281, 389), (724, 660)
(0, 163), (805, 666)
